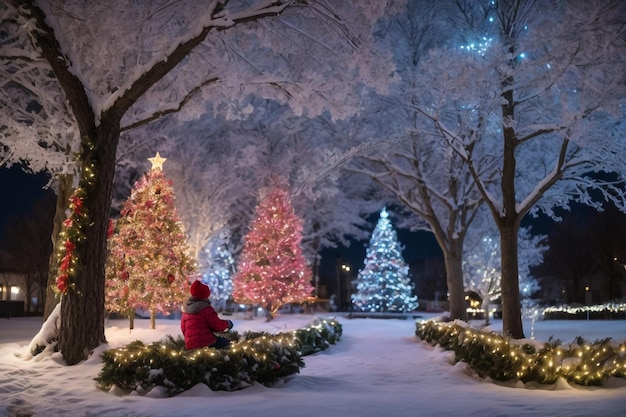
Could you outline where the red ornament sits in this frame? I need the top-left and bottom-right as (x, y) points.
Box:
(70, 195), (83, 214)
(60, 254), (72, 270)
(63, 218), (73, 228)
(56, 274), (69, 292)
(64, 239), (76, 251)
(120, 271), (129, 281)
(167, 273), (175, 283)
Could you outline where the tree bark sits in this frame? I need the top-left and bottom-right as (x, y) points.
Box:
(498, 72), (524, 338)
(44, 174), (74, 320)
(58, 127), (120, 365)
(498, 34), (525, 339)
(500, 223), (524, 338)
(443, 239), (467, 321)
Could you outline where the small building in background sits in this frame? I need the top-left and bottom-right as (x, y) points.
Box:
(0, 249), (42, 317)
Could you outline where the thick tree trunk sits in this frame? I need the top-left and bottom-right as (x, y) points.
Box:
(443, 239), (467, 321)
(44, 174), (74, 320)
(498, 40), (525, 339)
(150, 310), (156, 330)
(58, 128), (120, 365)
(500, 224), (524, 338)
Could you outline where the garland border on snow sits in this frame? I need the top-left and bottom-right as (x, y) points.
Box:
(542, 303), (626, 319)
(96, 318), (342, 396)
(415, 320), (626, 387)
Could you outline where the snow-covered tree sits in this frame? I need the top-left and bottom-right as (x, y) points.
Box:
(352, 208), (418, 313)
(0, 33), (81, 319)
(137, 101), (381, 270)
(347, 0), (487, 321)
(232, 179), (313, 320)
(408, 0), (626, 338)
(463, 225), (545, 325)
(1, 1), (393, 364)
(105, 153), (196, 329)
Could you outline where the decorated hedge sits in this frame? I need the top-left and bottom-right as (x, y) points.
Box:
(416, 320), (626, 386)
(96, 318), (342, 396)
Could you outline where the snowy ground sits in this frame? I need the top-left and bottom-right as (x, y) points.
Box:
(0, 312), (625, 417)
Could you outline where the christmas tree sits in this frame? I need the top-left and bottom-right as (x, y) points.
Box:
(202, 233), (235, 312)
(105, 153), (196, 329)
(352, 207), (418, 313)
(232, 182), (313, 320)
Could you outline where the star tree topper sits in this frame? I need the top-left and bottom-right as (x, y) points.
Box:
(148, 152), (167, 171)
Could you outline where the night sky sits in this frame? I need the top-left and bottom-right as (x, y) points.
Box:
(0, 165), (53, 243)
(1, 164), (554, 272)
(0, 164), (443, 280)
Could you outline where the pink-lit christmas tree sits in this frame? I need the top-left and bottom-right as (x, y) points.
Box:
(232, 182), (313, 320)
(105, 153), (196, 329)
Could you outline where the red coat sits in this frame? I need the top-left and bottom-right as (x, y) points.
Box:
(180, 299), (230, 349)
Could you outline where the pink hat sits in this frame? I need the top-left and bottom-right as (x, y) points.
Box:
(190, 280), (211, 299)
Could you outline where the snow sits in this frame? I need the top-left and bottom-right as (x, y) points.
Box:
(0, 312), (625, 417)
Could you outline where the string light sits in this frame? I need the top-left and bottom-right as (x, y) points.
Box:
(105, 152), (196, 324)
(416, 320), (626, 386)
(543, 303), (626, 318)
(54, 137), (97, 294)
(231, 181), (313, 317)
(352, 207), (418, 313)
(97, 318), (342, 395)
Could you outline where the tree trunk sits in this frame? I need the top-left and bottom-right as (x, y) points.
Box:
(483, 294), (491, 327)
(44, 174), (74, 320)
(264, 303), (275, 321)
(150, 310), (156, 330)
(129, 313), (134, 330)
(24, 273), (33, 314)
(500, 224), (524, 338)
(58, 128), (119, 365)
(444, 239), (467, 321)
(497, 40), (525, 339)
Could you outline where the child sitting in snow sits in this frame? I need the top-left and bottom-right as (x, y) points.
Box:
(181, 280), (234, 350)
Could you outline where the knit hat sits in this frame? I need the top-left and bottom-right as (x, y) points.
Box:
(190, 280), (211, 299)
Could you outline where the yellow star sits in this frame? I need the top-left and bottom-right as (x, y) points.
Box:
(148, 152), (166, 171)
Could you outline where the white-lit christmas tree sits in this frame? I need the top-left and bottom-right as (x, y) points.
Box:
(202, 232), (235, 312)
(352, 207), (418, 313)
(105, 153), (196, 329)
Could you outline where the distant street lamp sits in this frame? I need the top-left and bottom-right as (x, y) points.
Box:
(335, 260), (352, 311)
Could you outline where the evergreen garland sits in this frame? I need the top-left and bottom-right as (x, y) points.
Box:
(96, 318), (342, 396)
(416, 320), (626, 386)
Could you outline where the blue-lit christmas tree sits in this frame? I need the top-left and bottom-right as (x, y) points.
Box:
(352, 208), (418, 313)
(202, 234), (235, 312)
